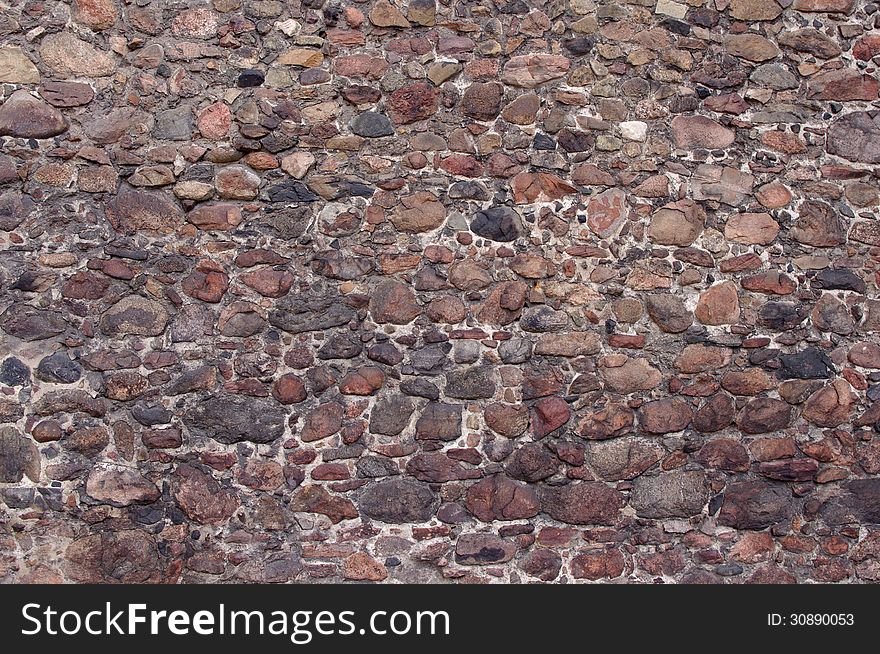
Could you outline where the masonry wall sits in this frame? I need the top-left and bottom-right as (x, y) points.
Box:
(1, 0), (880, 584)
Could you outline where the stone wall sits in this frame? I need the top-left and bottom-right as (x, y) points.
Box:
(1, 0), (880, 584)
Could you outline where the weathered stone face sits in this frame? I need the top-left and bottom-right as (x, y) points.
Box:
(2, 0), (878, 587)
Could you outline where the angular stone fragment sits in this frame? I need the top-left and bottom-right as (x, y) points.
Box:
(446, 366), (495, 399)
(291, 485), (358, 524)
(586, 438), (663, 481)
(73, 0), (119, 31)
(0, 90), (67, 139)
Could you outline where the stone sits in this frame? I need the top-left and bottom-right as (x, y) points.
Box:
(455, 533), (516, 565)
(812, 294), (853, 335)
(36, 353), (81, 384)
(750, 63), (799, 91)
(40, 33), (116, 77)
(724, 34), (780, 62)
(106, 189), (184, 234)
(278, 49), (324, 68)
(465, 474), (540, 521)
(358, 477), (438, 523)
(587, 188), (628, 238)
(350, 112), (394, 137)
(370, 280), (421, 324)
(369, 0), (410, 27)
(631, 470), (707, 518)
(300, 402), (344, 442)
(578, 404), (634, 440)
(639, 398), (693, 434)
(695, 282), (740, 325)
(648, 199), (705, 246)
(461, 82), (504, 121)
(172, 7), (218, 38)
(415, 403), (461, 441)
(501, 55), (571, 88)
(779, 29), (843, 59)
(670, 115), (735, 150)
(826, 112), (880, 164)
(571, 549), (625, 580)
(0, 426), (40, 483)
(737, 397), (792, 434)
(724, 213), (779, 245)
(507, 442), (559, 482)
(0, 90), (67, 139)
(719, 482), (793, 530)
(0, 46), (40, 83)
(197, 102), (231, 140)
(387, 82), (438, 124)
(183, 396), (286, 444)
(0, 305), (66, 341)
(470, 206), (523, 242)
(390, 191), (446, 232)
(73, 0), (118, 30)
(792, 200), (847, 247)
(645, 294), (693, 333)
(601, 357), (663, 394)
(485, 403), (530, 438)
(446, 366), (496, 399)
(809, 70), (880, 101)
(586, 439), (663, 481)
(696, 439), (749, 472)
(65, 531), (162, 583)
(86, 464), (159, 507)
(172, 464), (239, 525)
(216, 165), (260, 200)
(803, 378), (856, 427)
(849, 342), (880, 369)
(792, 0), (854, 12)
(187, 204), (243, 231)
(730, 0), (783, 20)
(343, 553), (387, 581)
(540, 482), (624, 525)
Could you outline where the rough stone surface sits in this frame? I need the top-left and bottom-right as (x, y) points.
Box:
(0, 0), (878, 586)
